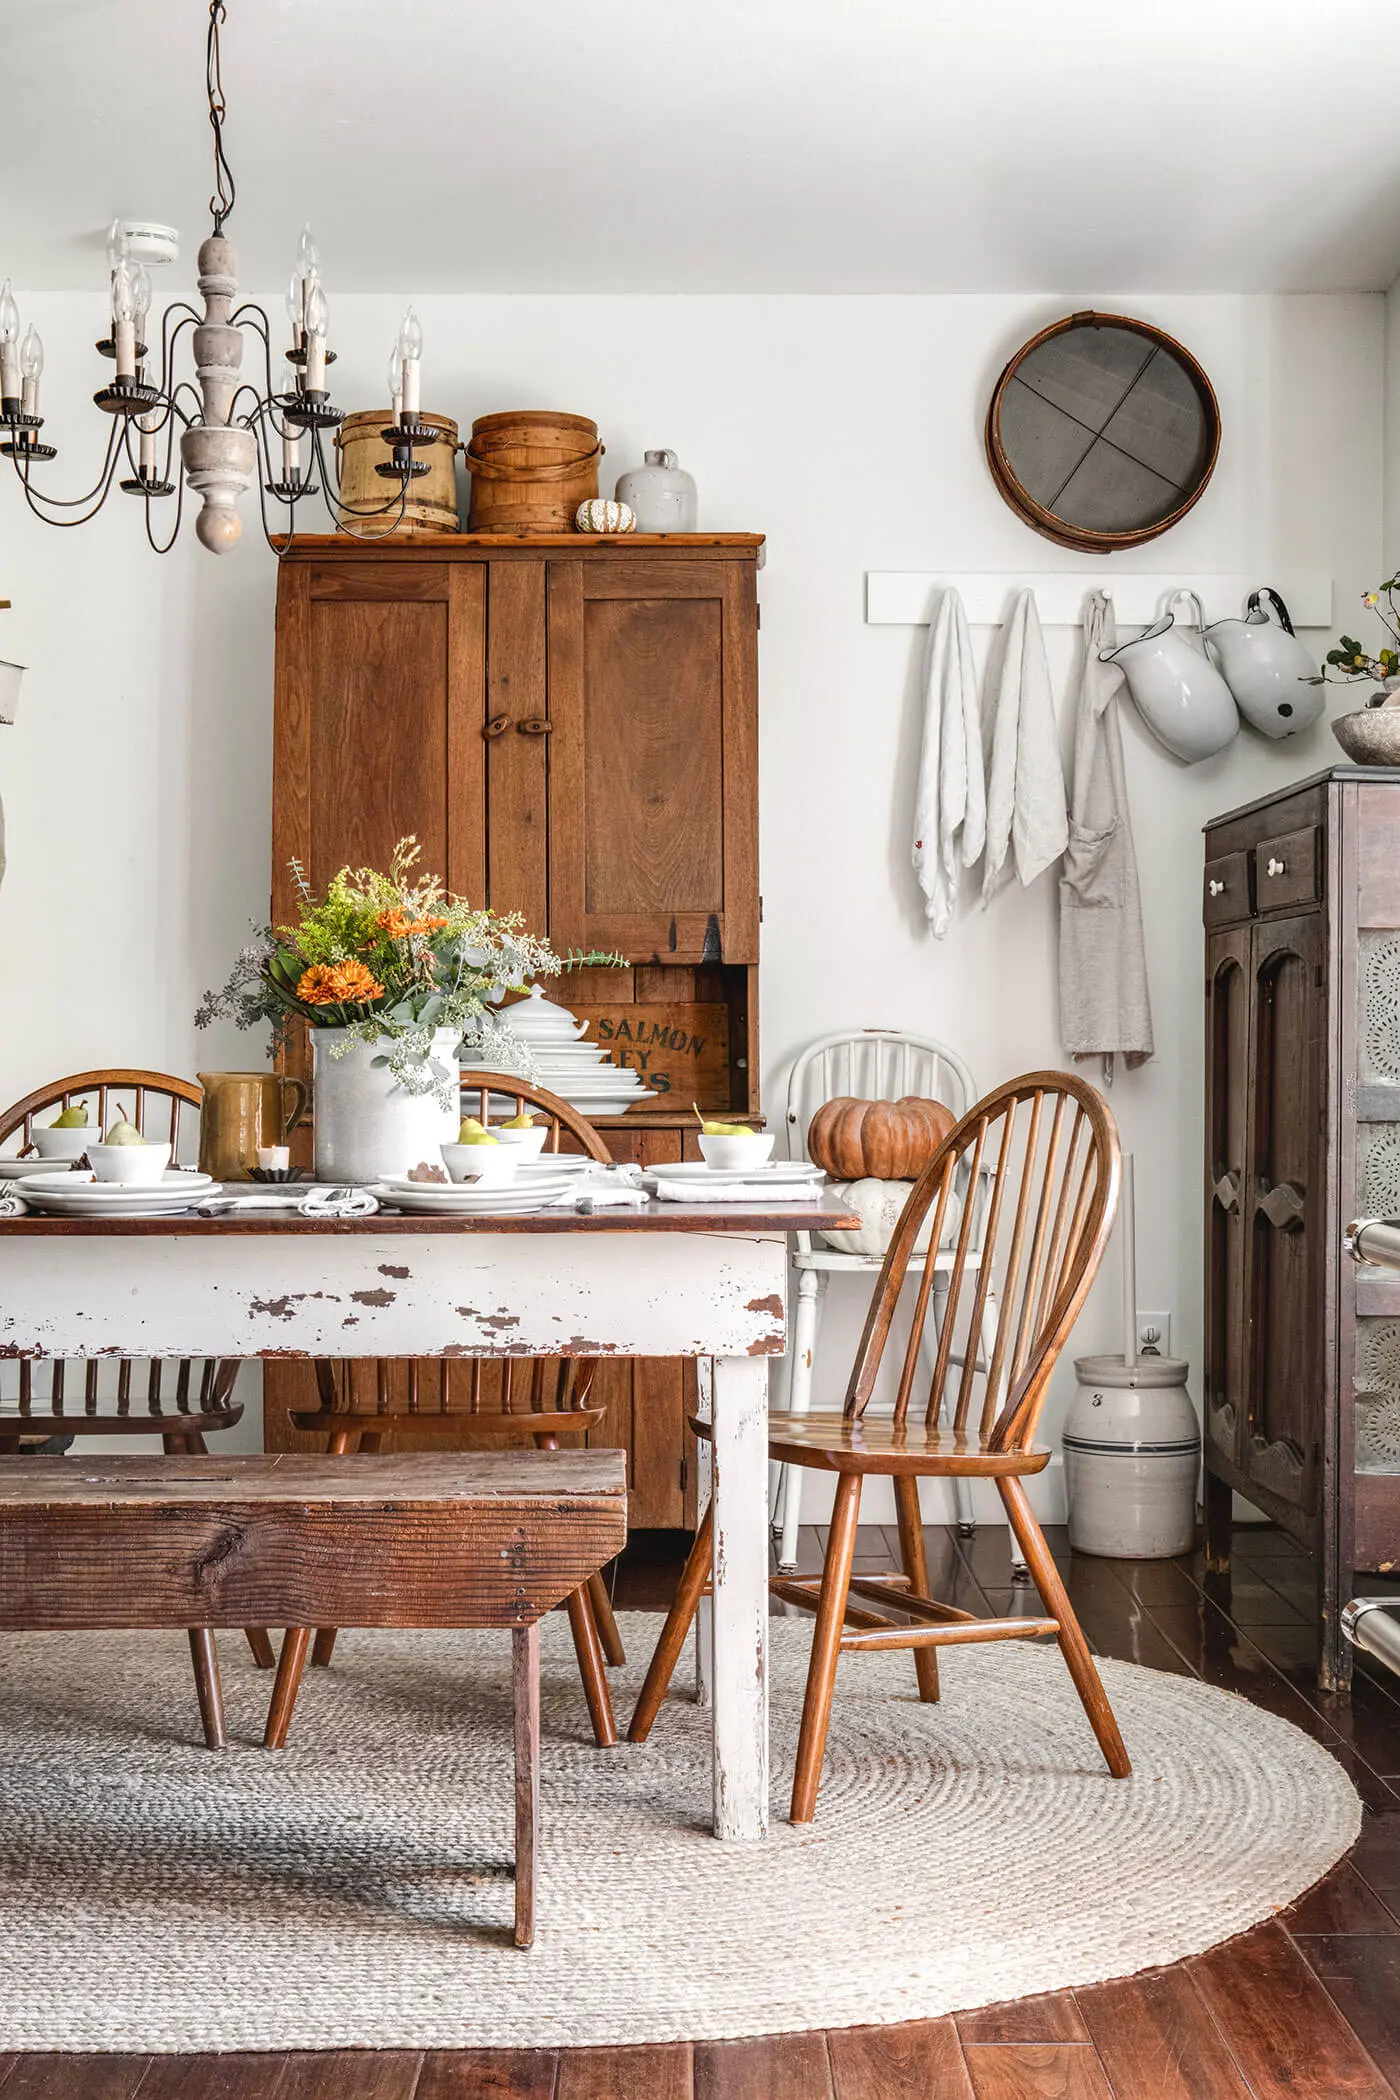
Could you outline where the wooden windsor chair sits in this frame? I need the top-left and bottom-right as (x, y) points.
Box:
(265, 1073), (629, 1752)
(0, 1070), (276, 1748)
(629, 1070), (1129, 1822)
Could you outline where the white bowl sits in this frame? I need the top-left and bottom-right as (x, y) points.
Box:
(698, 1131), (775, 1171)
(439, 1143), (522, 1187)
(490, 1125), (549, 1159)
(31, 1123), (98, 1160)
(87, 1139), (172, 1186)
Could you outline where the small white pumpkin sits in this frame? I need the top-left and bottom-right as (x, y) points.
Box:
(819, 1178), (962, 1258)
(575, 499), (636, 535)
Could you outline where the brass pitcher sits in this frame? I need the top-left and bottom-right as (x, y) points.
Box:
(197, 1071), (308, 1182)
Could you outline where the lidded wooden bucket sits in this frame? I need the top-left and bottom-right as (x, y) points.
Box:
(335, 409), (460, 538)
(465, 411), (603, 533)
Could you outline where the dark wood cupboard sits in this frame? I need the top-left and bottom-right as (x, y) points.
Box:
(1203, 768), (1400, 1688)
(265, 534), (765, 1525)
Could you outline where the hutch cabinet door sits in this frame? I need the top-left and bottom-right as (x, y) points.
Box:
(545, 557), (759, 963)
(1204, 925), (1252, 1470)
(272, 560), (488, 917)
(1244, 910), (1326, 1521)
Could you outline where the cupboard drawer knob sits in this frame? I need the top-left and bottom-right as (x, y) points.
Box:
(483, 713), (511, 740)
(1266, 856), (1286, 876)
(517, 718), (553, 736)
(1208, 879), (1226, 897)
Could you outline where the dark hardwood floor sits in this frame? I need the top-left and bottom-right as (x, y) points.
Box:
(10, 1517), (1400, 2097)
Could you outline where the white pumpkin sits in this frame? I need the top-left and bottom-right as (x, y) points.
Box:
(575, 499), (636, 535)
(819, 1178), (962, 1258)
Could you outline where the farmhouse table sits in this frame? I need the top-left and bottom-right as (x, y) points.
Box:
(0, 1196), (857, 1841)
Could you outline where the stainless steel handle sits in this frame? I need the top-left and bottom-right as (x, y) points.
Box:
(1208, 879), (1225, 897)
(1266, 856), (1286, 877)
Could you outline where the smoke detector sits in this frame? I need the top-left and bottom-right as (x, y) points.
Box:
(113, 220), (180, 267)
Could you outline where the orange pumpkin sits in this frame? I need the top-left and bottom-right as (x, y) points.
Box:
(806, 1095), (955, 1182)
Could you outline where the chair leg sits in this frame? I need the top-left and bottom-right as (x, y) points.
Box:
(513, 1621), (540, 1950)
(187, 1628), (227, 1750)
(264, 1628), (313, 1749)
(628, 1503), (713, 1743)
(588, 1568), (625, 1667)
(565, 1581), (618, 1748)
(245, 1628), (277, 1670)
(999, 1474), (1131, 1778)
(778, 1270), (824, 1571)
(892, 1474), (939, 1703)
(790, 1470), (862, 1824)
(311, 1424), (360, 1669)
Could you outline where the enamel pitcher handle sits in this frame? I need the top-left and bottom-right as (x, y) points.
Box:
(1168, 588), (1208, 645)
(1247, 586), (1296, 635)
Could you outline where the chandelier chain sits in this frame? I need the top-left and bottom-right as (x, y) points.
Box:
(206, 0), (236, 232)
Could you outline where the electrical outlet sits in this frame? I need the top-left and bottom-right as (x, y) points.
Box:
(1137, 1310), (1172, 1358)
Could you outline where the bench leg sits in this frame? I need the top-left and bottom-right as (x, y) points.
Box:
(188, 1628), (227, 1751)
(513, 1620), (540, 1950)
(311, 1425), (366, 1669)
(264, 1628), (313, 1749)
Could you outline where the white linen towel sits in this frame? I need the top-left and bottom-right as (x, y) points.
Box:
(982, 590), (1068, 902)
(1058, 592), (1154, 1072)
(913, 588), (985, 939)
(652, 1178), (821, 1204)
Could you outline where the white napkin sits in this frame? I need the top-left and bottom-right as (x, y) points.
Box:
(0, 1189), (29, 1217)
(551, 1185), (649, 1211)
(651, 1178), (818, 1204)
(298, 1185), (380, 1219)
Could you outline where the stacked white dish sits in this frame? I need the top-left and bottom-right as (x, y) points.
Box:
(14, 1170), (219, 1216)
(463, 986), (657, 1117)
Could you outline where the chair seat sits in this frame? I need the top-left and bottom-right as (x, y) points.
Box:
(0, 1405), (244, 1436)
(290, 1407), (607, 1438)
(690, 1409), (1051, 1477)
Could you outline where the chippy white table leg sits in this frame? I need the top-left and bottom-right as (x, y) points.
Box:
(693, 1355), (714, 1712)
(709, 1352), (770, 1841)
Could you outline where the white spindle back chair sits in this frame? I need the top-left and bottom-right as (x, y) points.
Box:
(776, 1029), (985, 1568)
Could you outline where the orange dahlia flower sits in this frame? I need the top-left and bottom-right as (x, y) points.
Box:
(297, 960), (385, 1007)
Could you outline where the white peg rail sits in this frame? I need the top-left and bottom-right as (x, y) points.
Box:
(865, 572), (1335, 630)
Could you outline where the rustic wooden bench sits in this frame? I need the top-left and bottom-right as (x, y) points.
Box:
(0, 1450), (627, 1947)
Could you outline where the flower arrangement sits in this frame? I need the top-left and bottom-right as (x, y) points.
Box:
(1314, 582), (1400, 694)
(197, 838), (621, 1105)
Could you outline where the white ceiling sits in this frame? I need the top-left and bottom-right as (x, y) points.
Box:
(10, 0), (1400, 295)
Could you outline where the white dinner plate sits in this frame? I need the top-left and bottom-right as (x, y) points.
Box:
(17, 1175), (221, 1215)
(516, 1155), (595, 1176)
(566, 1094), (658, 1113)
(641, 1160), (824, 1185)
(368, 1184), (554, 1216)
(0, 1159), (75, 1181)
(375, 1171), (575, 1199)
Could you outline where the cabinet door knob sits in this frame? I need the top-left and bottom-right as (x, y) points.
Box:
(1208, 879), (1225, 897)
(482, 713), (511, 740)
(1266, 856), (1285, 876)
(517, 718), (553, 736)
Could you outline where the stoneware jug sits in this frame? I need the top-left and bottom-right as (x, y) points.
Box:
(197, 1070), (307, 1182)
(310, 1027), (461, 1186)
(1100, 592), (1240, 763)
(1203, 587), (1323, 740)
(1063, 1352), (1200, 1558)
(614, 449), (697, 533)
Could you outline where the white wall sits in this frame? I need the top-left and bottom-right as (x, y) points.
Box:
(0, 291), (1383, 1493)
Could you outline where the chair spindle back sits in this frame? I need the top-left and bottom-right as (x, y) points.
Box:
(844, 1073), (1119, 1454)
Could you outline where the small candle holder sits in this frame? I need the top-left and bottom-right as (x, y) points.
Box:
(248, 1165), (306, 1185)
(265, 476), (321, 503)
(95, 336), (149, 363)
(93, 377), (161, 418)
(118, 471), (176, 496)
(285, 344), (337, 371)
(1, 415), (56, 462)
(281, 393), (343, 431)
(378, 419), (439, 448)
(376, 450), (431, 481)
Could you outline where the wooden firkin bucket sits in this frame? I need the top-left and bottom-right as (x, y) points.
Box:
(465, 410), (603, 534)
(335, 409), (460, 538)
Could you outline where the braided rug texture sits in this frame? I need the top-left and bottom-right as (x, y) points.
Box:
(0, 1614), (1359, 2050)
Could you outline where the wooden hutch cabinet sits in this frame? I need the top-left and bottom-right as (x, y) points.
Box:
(1203, 767), (1400, 1688)
(264, 534), (764, 1526)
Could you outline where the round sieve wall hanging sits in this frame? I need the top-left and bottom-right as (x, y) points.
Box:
(986, 311), (1221, 553)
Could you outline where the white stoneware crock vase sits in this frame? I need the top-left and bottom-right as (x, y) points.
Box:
(310, 1027), (461, 1185)
(1063, 1352), (1200, 1558)
(614, 449), (698, 533)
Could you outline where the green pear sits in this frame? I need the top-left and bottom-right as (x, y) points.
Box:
(694, 1100), (749, 1137)
(457, 1115), (488, 1143)
(103, 1105), (144, 1146)
(459, 1129), (500, 1146)
(502, 1112), (536, 1130)
(51, 1103), (90, 1129)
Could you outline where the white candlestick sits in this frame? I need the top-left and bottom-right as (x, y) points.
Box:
(114, 318), (135, 380)
(20, 375), (37, 417)
(139, 416), (158, 476)
(304, 334), (326, 393)
(257, 1145), (290, 1172)
(401, 357), (420, 419)
(0, 345), (17, 401)
(281, 426), (301, 481)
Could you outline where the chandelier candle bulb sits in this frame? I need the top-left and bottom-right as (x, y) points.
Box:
(398, 308), (422, 420)
(19, 327), (41, 417)
(387, 343), (403, 423)
(303, 280), (328, 393)
(0, 282), (20, 403)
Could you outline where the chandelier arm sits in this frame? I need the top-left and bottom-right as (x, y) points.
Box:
(144, 451), (188, 556)
(206, 0), (236, 232)
(154, 304), (202, 403)
(312, 425), (418, 523)
(9, 419), (126, 526)
(5, 416), (123, 512)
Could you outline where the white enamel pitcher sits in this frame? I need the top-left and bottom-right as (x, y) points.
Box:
(1099, 591), (1240, 763)
(1203, 587), (1323, 740)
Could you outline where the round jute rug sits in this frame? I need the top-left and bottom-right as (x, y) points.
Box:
(0, 1613), (1359, 2051)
